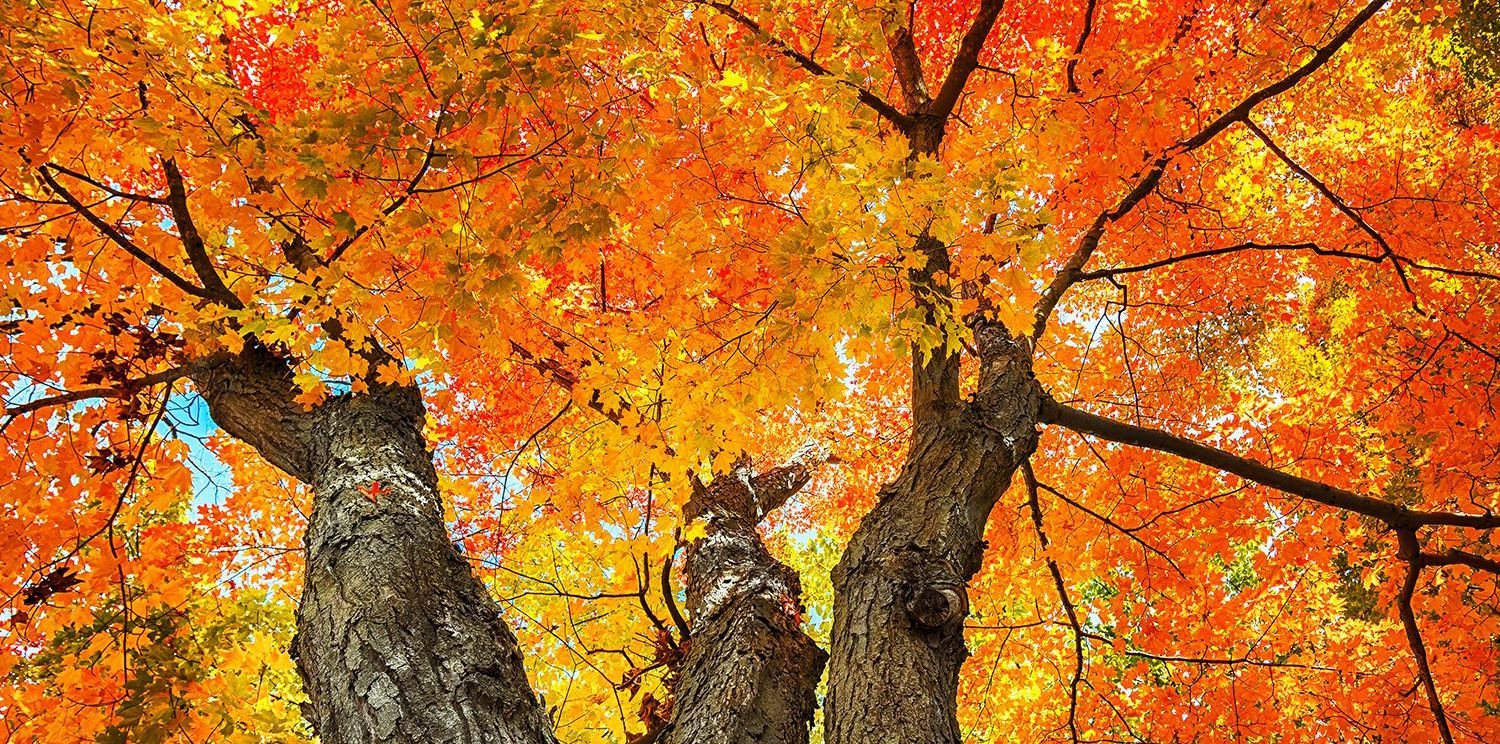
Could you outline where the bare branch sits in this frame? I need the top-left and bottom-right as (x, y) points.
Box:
(661, 540), (691, 641)
(1242, 119), (1415, 297)
(1076, 241), (1380, 281)
(1035, 478), (1185, 578)
(632, 555), (677, 648)
(927, 0), (1005, 121)
(2, 363), (203, 427)
(1075, 628), (1352, 674)
(1031, 0), (1389, 339)
(409, 127), (569, 196)
(1076, 238), (1500, 286)
(1065, 0), (1099, 94)
(327, 102), (453, 265)
(970, 620), (1366, 675)
(1400, 259), (1500, 284)
(1023, 462), (1083, 744)
(1039, 396), (1500, 530)
(161, 158), (244, 308)
(1419, 547), (1500, 575)
(699, 0), (913, 130)
(45, 162), (167, 205)
(1396, 530), (1456, 744)
(884, 10), (930, 112)
(750, 441), (831, 514)
(37, 166), (218, 303)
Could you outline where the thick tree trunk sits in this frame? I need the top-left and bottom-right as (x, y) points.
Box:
(195, 348), (555, 744)
(291, 390), (555, 743)
(825, 326), (1039, 744)
(659, 453), (827, 744)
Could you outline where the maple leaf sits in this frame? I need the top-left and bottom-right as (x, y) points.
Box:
(360, 481), (386, 505)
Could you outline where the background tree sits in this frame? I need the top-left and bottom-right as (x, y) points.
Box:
(1, 0), (615, 739)
(3, 0), (1500, 743)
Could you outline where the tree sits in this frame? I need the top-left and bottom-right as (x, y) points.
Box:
(2, 0), (1499, 743)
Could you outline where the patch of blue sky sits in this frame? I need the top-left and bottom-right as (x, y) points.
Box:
(5, 371), (233, 515)
(168, 393), (236, 511)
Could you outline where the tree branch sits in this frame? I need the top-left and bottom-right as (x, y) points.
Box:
(927, 0), (1005, 121)
(750, 441), (831, 514)
(969, 620), (1366, 675)
(1076, 241), (1380, 281)
(1419, 547), (1500, 574)
(1030, 0), (1389, 339)
(699, 0), (913, 130)
(44, 162), (168, 205)
(1074, 237), (1498, 288)
(661, 545), (691, 641)
(1396, 529), (1456, 744)
(408, 126), (570, 196)
(1241, 119), (1415, 296)
(190, 343), (321, 480)
(1075, 628), (1351, 673)
(1023, 462), (1083, 744)
(37, 166), (218, 303)
(326, 102), (452, 265)
(2, 363), (206, 427)
(884, 8), (930, 112)
(1035, 478), (1185, 578)
(160, 158), (244, 308)
(1065, 0), (1099, 94)
(1039, 396), (1500, 530)
(898, 1), (1010, 430)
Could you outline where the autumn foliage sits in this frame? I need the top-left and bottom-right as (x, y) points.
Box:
(2, 0), (1499, 741)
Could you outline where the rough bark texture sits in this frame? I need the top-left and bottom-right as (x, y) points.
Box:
(658, 453), (828, 744)
(825, 325), (1040, 744)
(819, 16), (1028, 735)
(194, 347), (555, 744)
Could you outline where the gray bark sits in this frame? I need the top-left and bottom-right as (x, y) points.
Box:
(825, 324), (1040, 744)
(194, 346), (555, 744)
(657, 454), (828, 744)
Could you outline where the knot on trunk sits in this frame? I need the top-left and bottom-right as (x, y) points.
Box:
(904, 581), (968, 629)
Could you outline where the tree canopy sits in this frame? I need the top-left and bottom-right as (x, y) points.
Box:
(2, 0), (1499, 741)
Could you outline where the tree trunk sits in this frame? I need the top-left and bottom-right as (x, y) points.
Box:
(825, 326), (1039, 744)
(195, 348), (555, 744)
(659, 453), (828, 744)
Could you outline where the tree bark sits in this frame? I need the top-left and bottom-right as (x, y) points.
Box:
(658, 452), (828, 744)
(194, 347), (556, 744)
(825, 325), (1039, 744)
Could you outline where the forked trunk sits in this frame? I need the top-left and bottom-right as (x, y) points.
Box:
(825, 327), (1039, 744)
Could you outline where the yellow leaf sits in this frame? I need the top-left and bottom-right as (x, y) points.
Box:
(718, 70), (749, 91)
(682, 518), (710, 543)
